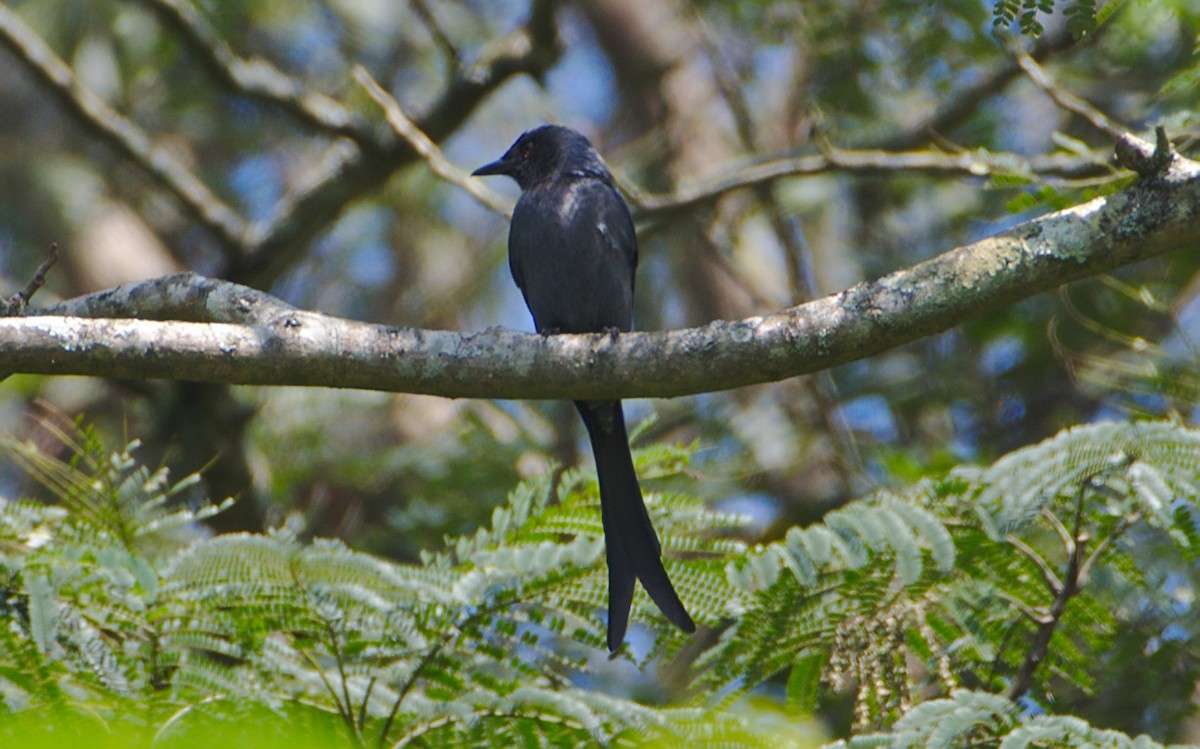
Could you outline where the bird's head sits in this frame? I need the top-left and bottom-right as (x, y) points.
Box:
(472, 125), (608, 190)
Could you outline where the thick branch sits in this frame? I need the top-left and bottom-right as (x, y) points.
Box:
(2, 149), (1198, 398)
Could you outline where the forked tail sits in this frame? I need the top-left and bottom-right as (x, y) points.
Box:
(576, 400), (695, 651)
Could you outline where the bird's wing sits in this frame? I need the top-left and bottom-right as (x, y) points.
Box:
(508, 197), (544, 298)
(598, 184), (638, 291)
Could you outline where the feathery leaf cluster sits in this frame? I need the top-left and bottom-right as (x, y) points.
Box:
(2, 418), (1198, 747)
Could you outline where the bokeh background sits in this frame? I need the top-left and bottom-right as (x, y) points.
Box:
(1, 0), (1198, 737)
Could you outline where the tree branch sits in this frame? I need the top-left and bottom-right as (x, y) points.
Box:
(594, 18), (1095, 233)
(1013, 48), (1129, 142)
(0, 244), (58, 316)
(1007, 486), (1089, 702)
(1005, 535), (1063, 596)
(0, 1), (559, 289)
(3, 142), (1197, 397)
(876, 26), (1081, 152)
(353, 66), (512, 218)
(630, 144), (1114, 216)
(410, 0), (460, 71)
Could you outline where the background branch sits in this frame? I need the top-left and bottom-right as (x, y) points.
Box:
(131, 0), (370, 140)
(876, 26), (1082, 151)
(1013, 48), (1129, 141)
(225, 0), (561, 286)
(353, 67), (512, 218)
(632, 145), (1116, 216)
(0, 6), (249, 257)
(0, 1), (559, 289)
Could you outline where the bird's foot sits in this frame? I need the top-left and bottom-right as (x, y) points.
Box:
(538, 326), (562, 337)
(601, 326), (621, 341)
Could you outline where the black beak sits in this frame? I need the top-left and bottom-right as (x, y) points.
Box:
(471, 158), (511, 177)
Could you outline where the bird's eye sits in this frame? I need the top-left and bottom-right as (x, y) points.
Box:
(522, 144), (533, 159)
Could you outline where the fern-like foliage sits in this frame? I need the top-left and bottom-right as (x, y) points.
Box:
(3, 418), (1200, 746)
(992, 0), (1115, 38)
(1, 419), (230, 552)
(699, 496), (956, 725)
(698, 420), (1200, 737)
(0, 423), (760, 747)
(928, 421), (1200, 707)
(827, 688), (1185, 749)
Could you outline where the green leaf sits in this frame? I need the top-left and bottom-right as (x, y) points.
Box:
(785, 651), (825, 713)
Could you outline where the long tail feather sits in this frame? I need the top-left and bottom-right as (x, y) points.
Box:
(576, 400), (695, 651)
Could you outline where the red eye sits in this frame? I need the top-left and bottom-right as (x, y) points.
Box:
(522, 144), (533, 159)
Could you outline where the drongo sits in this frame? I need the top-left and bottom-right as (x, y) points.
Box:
(473, 125), (695, 651)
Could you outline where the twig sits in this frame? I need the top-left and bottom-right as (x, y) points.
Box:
(357, 676), (377, 737)
(353, 66), (512, 218)
(1114, 126), (1178, 179)
(0, 6), (248, 258)
(285, 556), (363, 744)
(377, 587), (552, 749)
(996, 590), (1052, 625)
(1077, 510), (1141, 585)
(688, 6), (757, 153)
(0, 243), (61, 381)
(1007, 487), (1088, 702)
(380, 566), (602, 746)
(390, 710), (587, 749)
(1040, 506), (1074, 552)
(1006, 535), (1063, 595)
(328, 621), (362, 744)
(1, 243), (58, 316)
(298, 646), (353, 734)
(631, 144), (1113, 216)
(1058, 283), (1157, 350)
(1013, 48), (1129, 142)
(377, 628), (456, 749)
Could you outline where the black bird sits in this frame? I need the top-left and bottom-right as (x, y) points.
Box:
(473, 125), (695, 650)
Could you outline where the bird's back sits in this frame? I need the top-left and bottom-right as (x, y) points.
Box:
(508, 174), (638, 335)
